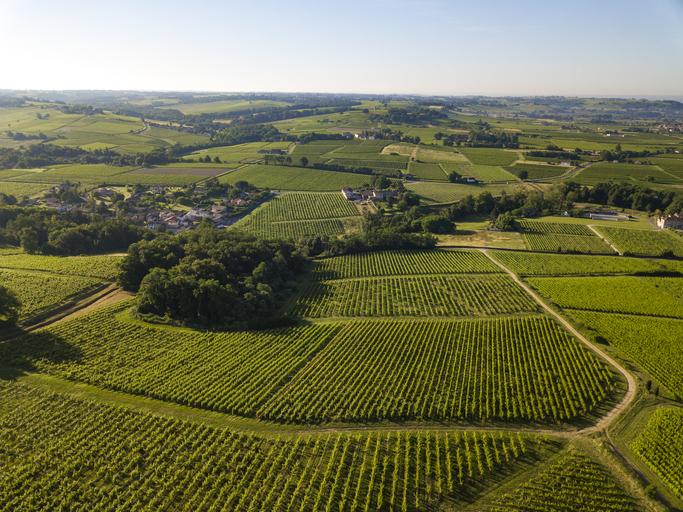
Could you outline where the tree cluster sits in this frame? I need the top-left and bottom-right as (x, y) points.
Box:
(118, 230), (308, 328)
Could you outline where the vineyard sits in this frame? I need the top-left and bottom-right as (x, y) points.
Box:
(290, 274), (538, 318)
(487, 453), (641, 511)
(0, 381), (553, 512)
(405, 183), (510, 204)
(310, 249), (503, 281)
(489, 251), (660, 276)
(407, 162), (448, 181)
(569, 311), (683, 399)
(234, 193), (357, 238)
(219, 165), (371, 191)
(630, 408), (683, 499)
(528, 276), (683, 318)
(0, 254), (122, 279)
(0, 305), (614, 424)
(0, 270), (100, 319)
(594, 226), (683, 257)
(523, 233), (615, 254)
(457, 148), (519, 166)
(518, 221), (595, 236)
(504, 164), (569, 180)
(258, 316), (613, 423)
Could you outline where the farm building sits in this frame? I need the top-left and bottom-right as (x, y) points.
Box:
(341, 187), (361, 200)
(656, 213), (683, 230)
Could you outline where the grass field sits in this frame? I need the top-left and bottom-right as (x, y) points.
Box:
(219, 165), (372, 191)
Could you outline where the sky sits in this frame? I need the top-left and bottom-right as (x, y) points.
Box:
(1, 0), (683, 98)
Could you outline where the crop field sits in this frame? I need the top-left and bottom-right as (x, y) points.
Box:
(219, 165), (371, 191)
(259, 316), (612, 423)
(237, 218), (346, 239)
(528, 276), (683, 318)
(310, 249), (502, 280)
(291, 144), (343, 156)
(523, 233), (615, 254)
(0, 181), (53, 198)
(407, 162), (447, 181)
(489, 251), (660, 276)
(0, 169), (38, 180)
(6, 164), (132, 184)
(405, 183), (509, 204)
(327, 158), (409, 173)
(572, 162), (682, 185)
(457, 148), (519, 166)
(252, 193), (359, 222)
(569, 311), (683, 398)
(487, 453), (640, 512)
(518, 220), (594, 236)
(594, 226), (683, 257)
(0, 254), (122, 279)
(630, 408), (683, 498)
(504, 164), (569, 179)
(0, 270), (100, 318)
(163, 98), (291, 114)
(468, 165), (517, 182)
(126, 166), (231, 177)
(289, 274), (538, 318)
(0, 382), (553, 512)
(110, 172), (206, 186)
(650, 158), (683, 179)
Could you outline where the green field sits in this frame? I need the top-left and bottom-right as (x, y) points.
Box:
(0, 254), (122, 279)
(594, 226), (683, 257)
(291, 274), (538, 318)
(6, 164), (132, 184)
(406, 183), (510, 204)
(219, 165), (371, 191)
(458, 148), (519, 166)
(529, 276), (683, 318)
(523, 233), (615, 254)
(569, 311), (683, 398)
(0, 270), (100, 319)
(407, 162), (448, 181)
(489, 251), (660, 276)
(0, 181), (54, 198)
(311, 249), (502, 280)
(630, 408), (683, 498)
(572, 162), (683, 185)
(504, 163), (570, 179)
(0, 380), (556, 512)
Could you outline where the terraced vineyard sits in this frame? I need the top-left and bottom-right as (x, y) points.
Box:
(290, 274), (537, 318)
(260, 317), (613, 423)
(487, 453), (641, 511)
(528, 276), (683, 318)
(489, 251), (660, 276)
(311, 249), (502, 280)
(0, 254), (122, 279)
(0, 270), (100, 319)
(630, 408), (683, 498)
(569, 311), (683, 398)
(0, 381), (551, 511)
(595, 226), (683, 257)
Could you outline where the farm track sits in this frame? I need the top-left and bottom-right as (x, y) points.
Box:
(587, 224), (622, 254)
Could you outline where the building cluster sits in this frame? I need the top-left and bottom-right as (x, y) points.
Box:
(656, 213), (683, 230)
(341, 187), (398, 203)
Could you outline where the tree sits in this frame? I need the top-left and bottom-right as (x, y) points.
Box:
(495, 212), (515, 231)
(518, 170), (528, 180)
(213, 156), (221, 164)
(0, 285), (21, 328)
(447, 171), (461, 183)
(300, 156), (309, 167)
(20, 228), (39, 254)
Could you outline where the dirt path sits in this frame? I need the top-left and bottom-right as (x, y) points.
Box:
(479, 248), (637, 437)
(137, 120), (176, 146)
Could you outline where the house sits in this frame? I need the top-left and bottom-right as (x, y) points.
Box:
(372, 190), (398, 200)
(341, 187), (361, 201)
(194, 187), (207, 196)
(657, 213), (683, 230)
(359, 190), (375, 199)
(465, 177), (477, 183)
(98, 188), (115, 197)
(341, 132), (351, 137)
(560, 162), (571, 167)
(561, 211), (570, 217)
(211, 204), (228, 214)
(150, 185), (164, 194)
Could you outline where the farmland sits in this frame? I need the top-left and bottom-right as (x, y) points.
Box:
(594, 226), (683, 257)
(489, 251), (660, 276)
(519, 221), (615, 254)
(0, 254), (122, 279)
(237, 218), (346, 239)
(568, 311), (683, 399)
(487, 453), (640, 512)
(290, 274), (537, 318)
(219, 165), (371, 191)
(0, 270), (100, 318)
(407, 162), (448, 181)
(504, 163), (570, 180)
(528, 276), (683, 318)
(457, 148), (519, 166)
(0, 380), (555, 512)
(405, 183), (510, 204)
(310, 249), (502, 280)
(630, 408), (683, 498)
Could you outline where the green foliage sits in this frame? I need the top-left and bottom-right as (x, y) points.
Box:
(411, 214), (455, 234)
(290, 274), (538, 318)
(596, 226), (683, 257)
(631, 408), (683, 498)
(487, 453), (641, 511)
(570, 311), (683, 399)
(495, 212), (515, 231)
(489, 251), (660, 276)
(0, 284), (21, 327)
(0, 254), (122, 279)
(311, 249), (502, 280)
(0, 380), (549, 510)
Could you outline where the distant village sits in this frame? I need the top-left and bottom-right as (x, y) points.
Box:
(30, 182), (267, 233)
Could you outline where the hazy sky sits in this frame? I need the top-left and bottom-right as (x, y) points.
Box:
(2, 0), (683, 97)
